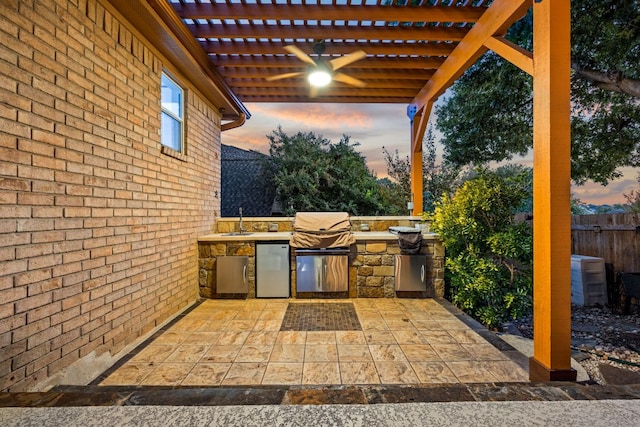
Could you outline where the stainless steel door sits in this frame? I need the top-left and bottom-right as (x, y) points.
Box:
(256, 243), (290, 298)
(394, 255), (427, 291)
(216, 256), (248, 294)
(296, 255), (348, 292)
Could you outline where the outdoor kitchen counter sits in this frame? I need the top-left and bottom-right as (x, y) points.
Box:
(197, 231), (439, 242)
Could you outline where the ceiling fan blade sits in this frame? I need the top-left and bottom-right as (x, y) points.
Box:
(265, 72), (304, 82)
(329, 50), (367, 71)
(334, 72), (367, 88)
(309, 86), (319, 98)
(283, 45), (317, 66)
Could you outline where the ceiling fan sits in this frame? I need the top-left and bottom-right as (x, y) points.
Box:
(266, 41), (367, 95)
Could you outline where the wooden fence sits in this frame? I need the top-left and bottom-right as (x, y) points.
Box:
(571, 213), (640, 274)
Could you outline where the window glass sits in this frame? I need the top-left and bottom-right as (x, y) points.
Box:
(161, 73), (184, 152)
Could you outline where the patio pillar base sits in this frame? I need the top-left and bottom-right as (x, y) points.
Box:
(529, 357), (577, 382)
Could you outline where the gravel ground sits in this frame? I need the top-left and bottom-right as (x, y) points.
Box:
(511, 304), (640, 384)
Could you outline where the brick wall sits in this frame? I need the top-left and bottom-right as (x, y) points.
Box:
(0, 0), (222, 391)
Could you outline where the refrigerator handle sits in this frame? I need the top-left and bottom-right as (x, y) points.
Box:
(421, 264), (425, 283)
(243, 265), (247, 286)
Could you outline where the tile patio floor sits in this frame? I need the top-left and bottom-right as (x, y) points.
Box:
(99, 299), (529, 387)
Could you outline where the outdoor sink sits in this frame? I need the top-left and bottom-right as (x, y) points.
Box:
(222, 232), (254, 236)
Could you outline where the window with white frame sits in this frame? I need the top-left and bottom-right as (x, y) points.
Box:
(161, 72), (184, 152)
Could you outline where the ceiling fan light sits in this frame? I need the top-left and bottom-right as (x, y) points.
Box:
(308, 70), (331, 87)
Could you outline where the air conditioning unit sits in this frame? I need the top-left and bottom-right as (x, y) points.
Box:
(571, 255), (606, 306)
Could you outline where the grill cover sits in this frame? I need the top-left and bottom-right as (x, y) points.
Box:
(290, 212), (356, 248)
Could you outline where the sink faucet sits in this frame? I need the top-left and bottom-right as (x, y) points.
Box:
(238, 207), (245, 234)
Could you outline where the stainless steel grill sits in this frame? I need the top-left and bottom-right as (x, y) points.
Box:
(290, 212), (354, 293)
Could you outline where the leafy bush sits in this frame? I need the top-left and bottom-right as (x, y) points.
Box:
(431, 168), (533, 329)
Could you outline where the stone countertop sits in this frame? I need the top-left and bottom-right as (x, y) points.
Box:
(198, 231), (438, 242)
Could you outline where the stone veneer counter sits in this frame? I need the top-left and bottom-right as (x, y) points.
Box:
(198, 231), (440, 242)
(197, 217), (444, 300)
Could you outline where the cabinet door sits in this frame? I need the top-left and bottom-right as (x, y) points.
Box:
(216, 256), (248, 294)
(394, 255), (427, 291)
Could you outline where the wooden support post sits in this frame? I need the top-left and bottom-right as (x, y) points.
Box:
(408, 102), (432, 216)
(530, 0), (576, 381)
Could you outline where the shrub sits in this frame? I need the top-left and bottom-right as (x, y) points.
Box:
(431, 168), (533, 329)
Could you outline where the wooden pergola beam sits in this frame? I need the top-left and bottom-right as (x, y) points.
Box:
(232, 87), (419, 98)
(484, 36), (533, 75)
(239, 95), (413, 103)
(410, 0), (531, 111)
(213, 56), (445, 70)
(228, 78), (427, 90)
(174, 4), (486, 23)
(201, 40), (456, 57)
(221, 68), (434, 80)
(187, 23), (468, 42)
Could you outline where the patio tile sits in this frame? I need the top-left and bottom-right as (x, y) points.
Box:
(411, 320), (442, 330)
(302, 362), (340, 384)
(259, 310), (286, 321)
(410, 361), (459, 384)
(216, 331), (249, 346)
(369, 344), (407, 362)
(234, 345), (273, 363)
(181, 363), (230, 386)
(304, 344), (338, 362)
(436, 319), (470, 330)
(130, 345), (175, 363)
(431, 344), (476, 361)
(270, 344), (305, 362)
(261, 363), (303, 385)
(337, 344), (372, 362)
(359, 319), (389, 331)
(340, 362), (380, 384)
(374, 361), (419, 384)
(222, 362), (267, 385)
(140, 363), (194, 386)
(152, 331), (186, 345)
(384, 319), (417, 330)
(483, 361), (529, 382)
(201, 345), (241, 363)
(462, 343), (510, 361)
(305, 331), (337, 344)
(335, 330), (367, 344)
(364, 330), (396, 345)
(225, 319), (257, 332)
(400, 344), (442, 362)
(170, 318), (207, 331)
(420, 330), (457, 344)
(275, 331), (307, 345)
(100, 363), (155, 385)
(244, 331), (278, 346)
(252, 320), (282, 331)
(164, 345), (208, 363)
(182, 331), (221, 345)
(391, 330), (428, 345)
(446, 361), (498, 383)
(234, 310), (263, 320)
(447, 329), (489, 344)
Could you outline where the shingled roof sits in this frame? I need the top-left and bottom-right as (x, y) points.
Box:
(221, 144), (279, 217)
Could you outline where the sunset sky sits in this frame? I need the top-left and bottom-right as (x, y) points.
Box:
(222, 103), (637, 206)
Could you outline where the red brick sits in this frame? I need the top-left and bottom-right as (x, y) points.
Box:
(16, 218), (54, 232)
(27, 253), (62, 270)
(12, 317), (50, 343)
(14, 269), (52, 287)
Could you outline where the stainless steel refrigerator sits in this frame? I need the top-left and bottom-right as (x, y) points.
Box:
(256, 242), (290, 298)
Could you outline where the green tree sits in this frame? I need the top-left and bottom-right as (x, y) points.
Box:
(431, 168), (533, 329)
(267, 126), (392, 215)
(436, 1), (640, 185)
(383, 125), (461, 213)
(624, 173), (640, 213)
